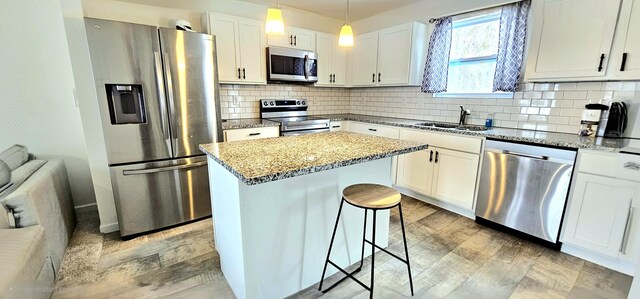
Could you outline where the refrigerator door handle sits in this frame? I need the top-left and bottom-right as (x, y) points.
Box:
(153, 51), (170, 142)
(122, 161), (207, 176)
(162, 51), (178, 148)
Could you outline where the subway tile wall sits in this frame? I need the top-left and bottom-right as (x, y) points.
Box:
(349, 81), (640, 134)
(219, 84), (350, 119)
(220, 82), (639, 134)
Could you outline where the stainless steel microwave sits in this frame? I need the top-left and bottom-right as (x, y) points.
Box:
(267, 47), (318, 83)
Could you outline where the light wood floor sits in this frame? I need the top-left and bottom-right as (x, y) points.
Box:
(52, 195), (632, 299)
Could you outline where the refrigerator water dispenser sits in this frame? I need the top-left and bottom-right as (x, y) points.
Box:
(106, 84), (147, 124)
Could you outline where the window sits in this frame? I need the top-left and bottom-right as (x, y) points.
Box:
(437, 12), (512, 98)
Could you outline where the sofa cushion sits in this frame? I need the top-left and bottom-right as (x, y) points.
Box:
(0, 160), (10, 190)
(0, 145), (29, 171)
(0, 226), (48, 299)
(11, 160), (46, 185)
(0, 161), (47, 228)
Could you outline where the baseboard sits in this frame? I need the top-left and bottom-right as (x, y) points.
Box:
(74, 203), (98, 213)
(393, 185), (476, 219)
(561, 243), (636, 276)
(99, 222), (119, 234)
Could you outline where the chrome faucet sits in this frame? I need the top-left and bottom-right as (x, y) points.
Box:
(459, 106), (471, 126)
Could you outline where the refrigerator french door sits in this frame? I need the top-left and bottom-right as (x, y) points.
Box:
(85, 18), (221, 237)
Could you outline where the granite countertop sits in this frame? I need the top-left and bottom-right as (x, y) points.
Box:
(221, 118), (280, 130)
(199, 131), (428, 185)
(319, 114), (630, 152)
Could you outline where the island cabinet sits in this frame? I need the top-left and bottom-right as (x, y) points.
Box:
(267, 26), (316, 51)
(561, 151), (640, 275)
(525, 0), (640, 81)
(395, 129), (482, 214)
(350, 22), (428, 87)
(315, 33), (347, 86)
(223, 127), (279, 142)
(202, 13), (266, 84)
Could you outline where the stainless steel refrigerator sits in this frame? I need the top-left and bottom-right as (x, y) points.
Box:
(85, 18), (222, 237)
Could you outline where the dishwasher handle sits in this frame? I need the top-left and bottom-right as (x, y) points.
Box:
(501, 150), (549, 161)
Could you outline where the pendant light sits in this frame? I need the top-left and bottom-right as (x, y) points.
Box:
(266, 0), (285, 35)
(338, 0), (354, 47)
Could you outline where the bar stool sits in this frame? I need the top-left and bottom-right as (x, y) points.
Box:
(318, 183), (414, 298)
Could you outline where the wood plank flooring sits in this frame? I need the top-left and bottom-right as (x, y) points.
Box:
(52, 195), (632, 299)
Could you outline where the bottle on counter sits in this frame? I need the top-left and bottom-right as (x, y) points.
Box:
(485, 113), (494, 128)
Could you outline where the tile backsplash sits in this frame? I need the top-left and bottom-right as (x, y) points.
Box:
(220, 84), (350, 119)
(221, 81), (639, 134)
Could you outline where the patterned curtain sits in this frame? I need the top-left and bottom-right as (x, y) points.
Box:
(421, 17), (452, 93)
(493, 0), (531, 92)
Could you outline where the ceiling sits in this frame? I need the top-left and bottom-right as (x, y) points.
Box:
(237, 0), (425, 21)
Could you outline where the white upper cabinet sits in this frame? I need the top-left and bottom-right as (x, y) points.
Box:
(351, 32), (380, 86)
(610, 0), (640, 79)
(350, 22), (427, 87)
(267, 26), (316, 51)
(203, 13), (266, 84)
(524, 0), (637, 81)
(315, 33), (347, 86)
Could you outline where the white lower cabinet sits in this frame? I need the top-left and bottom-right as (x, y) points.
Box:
(343, 122), (399, 184)
(561, 151), (640, 275)
(223, 127), (279, 142)
(329, 121), (343, 131)
(430, 148), (480, 210)
(395, 129), (481, 211)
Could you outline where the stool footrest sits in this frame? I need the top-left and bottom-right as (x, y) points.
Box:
(321, 260), (370, 293)
(364, 239), (409, 265)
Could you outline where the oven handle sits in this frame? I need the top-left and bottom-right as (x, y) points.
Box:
(283, 123), (329, 131)
(282, 128), (330, 136)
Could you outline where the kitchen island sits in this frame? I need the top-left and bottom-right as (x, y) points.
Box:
(199, 131), (427, 299)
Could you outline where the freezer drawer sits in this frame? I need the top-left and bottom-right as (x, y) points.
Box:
(110, 156), (212, 237)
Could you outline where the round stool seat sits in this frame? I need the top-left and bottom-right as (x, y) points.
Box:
(342, 183), (401, 209)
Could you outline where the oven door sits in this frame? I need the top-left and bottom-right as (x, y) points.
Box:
(267, 47), (317, 82)
(281, 128), (329, 136)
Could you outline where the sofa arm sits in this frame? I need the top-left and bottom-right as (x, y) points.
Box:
(2, 159), (75, 272)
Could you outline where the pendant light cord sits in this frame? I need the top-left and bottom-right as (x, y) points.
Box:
(346, 0), (349, 24)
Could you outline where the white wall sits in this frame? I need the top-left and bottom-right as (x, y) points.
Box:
(81, 0), (343, 33)
(352, 0), (517, 33)
(0, 0), (96, 207)
(61, 0), (119, 231)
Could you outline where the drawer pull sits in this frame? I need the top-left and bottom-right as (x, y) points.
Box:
(332, 125), (341, 128)
(620, 204), (634, 254)
(368, 128), (377, 132)
(623, 162), (640, 171)
(248, 133), (261, 136)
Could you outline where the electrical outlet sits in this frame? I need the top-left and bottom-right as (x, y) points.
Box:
(232, 96), (240, 106)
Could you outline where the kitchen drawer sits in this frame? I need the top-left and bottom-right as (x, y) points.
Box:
(224, 127), (280, 142)
(346, 122), (400, 139)
(400, 128), (482, 154)
(578, 151), (640, 182)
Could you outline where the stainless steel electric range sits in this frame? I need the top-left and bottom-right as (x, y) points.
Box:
(260, 99), (330, 136)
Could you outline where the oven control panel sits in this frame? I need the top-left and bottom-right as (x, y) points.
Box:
(261, 99), (307, 108)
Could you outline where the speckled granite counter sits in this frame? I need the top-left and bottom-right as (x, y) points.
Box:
(199, 131), (427, 185)
(221, 118), (280, 130)
(319, 114), (630, 152)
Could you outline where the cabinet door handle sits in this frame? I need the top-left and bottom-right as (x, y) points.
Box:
(248, 132), (261, 136)
(368, 128), (377, 132)
(435, 151), (439, 163)
(378, 73), (381, 82)
(372, 73), (376, 83)
(289, 35), (293, 45)
(293, 35), (297, 46)
(242, 68), (246, 79)
(620, 204), (634, 254)
(598, 53), (605, 72)
(621, 53), (628, 72)
(429, 150), (433, 162)
(333, 74), (336, 83)
(237, 68), (241, 79)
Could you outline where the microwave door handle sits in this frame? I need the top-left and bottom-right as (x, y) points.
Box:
(304, 55), (309, 79)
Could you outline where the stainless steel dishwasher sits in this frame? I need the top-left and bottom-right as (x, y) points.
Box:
(475, 140), (577, 247)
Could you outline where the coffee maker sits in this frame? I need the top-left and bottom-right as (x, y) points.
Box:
(597, 102), (628, 138)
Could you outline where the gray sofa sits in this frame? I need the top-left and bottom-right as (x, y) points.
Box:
(0, 145), (75, 299)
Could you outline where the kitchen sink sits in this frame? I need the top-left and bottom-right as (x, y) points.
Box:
(416, 122), (488, 132)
